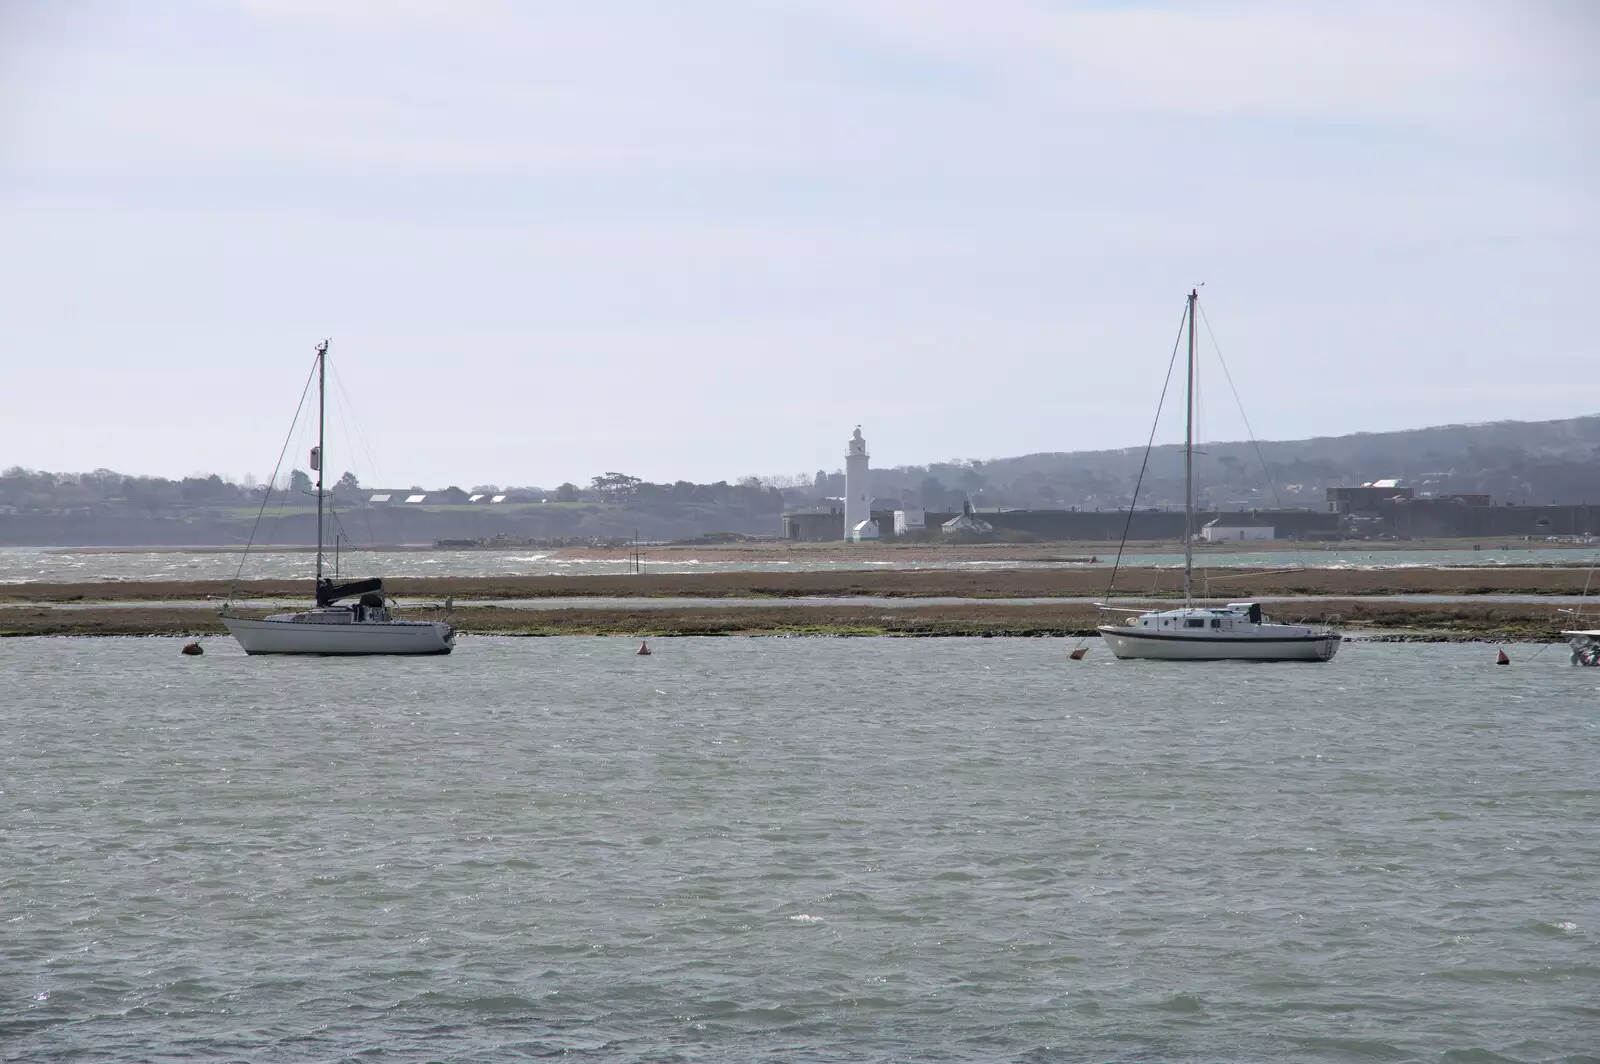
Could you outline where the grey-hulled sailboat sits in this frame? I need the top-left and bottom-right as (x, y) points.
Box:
(222, 341), (454, 655)
(1096, 291), (1339, 662)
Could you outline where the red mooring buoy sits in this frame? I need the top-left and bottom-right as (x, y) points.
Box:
(637, 640), (652, 656)
(1496, 649), (1511, 665)
(1069, 647), (1088, 660)
(181, 641), (203, 656)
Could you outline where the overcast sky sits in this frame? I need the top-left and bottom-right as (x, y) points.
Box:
(1, 1), (1595, 488)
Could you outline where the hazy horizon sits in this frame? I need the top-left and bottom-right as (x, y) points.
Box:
(2, 1), (1595, 487)
(7, 408), (1600, 493)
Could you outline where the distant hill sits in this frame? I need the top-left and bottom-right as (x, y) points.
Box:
(7, 415), (1600, 547)
(867, 415), (1600, 511)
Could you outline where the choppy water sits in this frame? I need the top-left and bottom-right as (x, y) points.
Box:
(30, 594), (1600, 613)
(2, 546), (1595, 583)
(3, 638), (1597, 1063)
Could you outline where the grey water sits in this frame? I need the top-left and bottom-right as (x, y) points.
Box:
(3, 546), (1596, 583)
(33, 593), (1600, 612)
(3, 638), (1596, 1063)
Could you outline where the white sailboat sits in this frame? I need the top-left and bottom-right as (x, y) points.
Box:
(1559, 627), (1600, 666)
(1558, 565), (1600, 665)
(1096, 290), (1339, 663)
(222, 341), (455, 656)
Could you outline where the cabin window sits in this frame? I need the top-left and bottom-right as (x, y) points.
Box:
(1210, 619), (1221, 629)
(1185, 619), (1205, 629)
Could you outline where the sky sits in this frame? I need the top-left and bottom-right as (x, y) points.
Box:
(1, 1), (1596, 489)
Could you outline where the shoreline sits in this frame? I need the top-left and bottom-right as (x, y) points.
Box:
(0, 599), (1574, 642)
(4, 565), (1597, 603)
(4, 565), (1588, 642)
(27, 536), (1598, 561)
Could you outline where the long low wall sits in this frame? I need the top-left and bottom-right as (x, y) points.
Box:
(1383, 502), (1600, 539)
(920, 509), (1341, 540)
(915, 503), (1600, 541)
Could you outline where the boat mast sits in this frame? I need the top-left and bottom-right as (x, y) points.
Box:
(1184, 290), (1196, 608)
(315, 339), (327, 589)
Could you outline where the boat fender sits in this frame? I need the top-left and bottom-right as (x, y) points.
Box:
(1496, 649), (1510, 665)
(637, 640), (652, 656)
(181, 641), (203, 656)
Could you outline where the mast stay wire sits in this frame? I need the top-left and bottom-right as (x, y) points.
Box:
(1506, 549), (1598, 664)
(227, 355), (318, 607)
(330, 365), (389, 494)
(329, 364), (388, 560)
(1196, 301), (1311, 577)
(1071, 298), (1190, 652)
(265, 377), (321, 578)
(1193, 304), (1208, 599)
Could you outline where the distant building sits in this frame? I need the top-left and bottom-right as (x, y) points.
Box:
(1327, 483), (1415, 513)
(850, 519), (880, 542)
(942, 503), (993, 536)
(894, 507), (925, 535)
(1200, 518), (1274, 542)
(845, 426), (871, 538)
(782, 507), (844, 542)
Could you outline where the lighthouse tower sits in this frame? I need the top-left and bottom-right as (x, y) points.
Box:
(844, 425), (871, 538)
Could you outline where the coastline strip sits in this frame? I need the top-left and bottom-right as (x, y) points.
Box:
(3, 566), (1597, 603)
(0, 600), (1570, 641)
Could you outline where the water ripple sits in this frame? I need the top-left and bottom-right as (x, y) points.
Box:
(2, 637), (1596, 1062)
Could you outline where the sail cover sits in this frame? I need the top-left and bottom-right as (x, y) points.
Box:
(316, 576), (385, 607)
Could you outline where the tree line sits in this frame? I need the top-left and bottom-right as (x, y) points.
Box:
(0, 466), (787, 514)
(9, 415), (1600, 517)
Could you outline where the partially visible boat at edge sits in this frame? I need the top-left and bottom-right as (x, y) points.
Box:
(1556, 546), (1600, 665)
(1560, 628), (1600, 666)
(1095, 290), (1339, 663)
(1558, 580), (1600, 666)
(221, 341), (455, 656)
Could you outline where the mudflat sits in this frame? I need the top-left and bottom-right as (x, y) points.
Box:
(3, 565), (1595, 603)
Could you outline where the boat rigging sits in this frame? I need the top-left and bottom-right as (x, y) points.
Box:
(1094, 290), (1341, 663)
(221, 340), (456, 656)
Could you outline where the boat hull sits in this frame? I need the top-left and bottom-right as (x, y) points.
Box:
(223, 615), (454, 655)
(1561, 631), (1600, 666)
(1098, 626), (1339, 662)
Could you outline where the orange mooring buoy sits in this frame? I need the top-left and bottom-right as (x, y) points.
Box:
(1069, 647), (1088, 660)
(181, 641), (203, 656)
(1496, 649), (1510, 665)
(637, 640), (652, 656)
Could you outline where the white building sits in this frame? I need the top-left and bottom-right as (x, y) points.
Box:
(844, 425), (871, 539)
(850, 519), (880, 542)
(942, 503), (993, 536)
(894, 507), (925, 535)
(1201, 519), (1275, 542)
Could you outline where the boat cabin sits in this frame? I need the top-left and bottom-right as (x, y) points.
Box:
(1131, 602), (1270, 631)
(271, 593), (393, 626)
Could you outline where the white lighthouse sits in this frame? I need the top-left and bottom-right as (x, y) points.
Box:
(844, 425), (875, 540)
